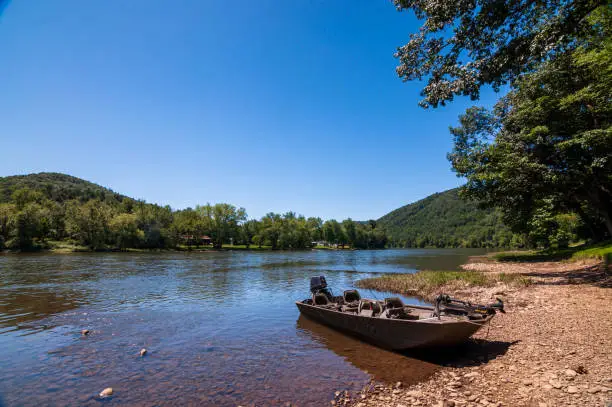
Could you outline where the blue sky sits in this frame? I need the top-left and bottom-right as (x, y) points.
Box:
(0, 1), (501, 220)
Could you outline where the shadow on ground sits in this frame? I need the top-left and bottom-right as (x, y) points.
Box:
(496, 241), (611, 263)
(523, 264), (612, 288)
(496, 252), (575, 262)
(402, 338), (519, 368)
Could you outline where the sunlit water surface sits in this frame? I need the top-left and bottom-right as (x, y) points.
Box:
(0, 249), (486, 406)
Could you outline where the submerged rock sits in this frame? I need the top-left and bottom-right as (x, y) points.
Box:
(99, 388), (113, 397)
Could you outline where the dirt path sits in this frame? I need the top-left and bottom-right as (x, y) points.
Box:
(338, 260), (612, 407)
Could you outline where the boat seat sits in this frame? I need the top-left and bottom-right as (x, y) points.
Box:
(382, 298), (419, 320)
(343, 289), (361, 304)
(359, 309), (374, 318)
(313, 293), (331, 306)
(358, 299), (382, 317)
(342, 304), (359, 313)
(384, 297), (404, 310)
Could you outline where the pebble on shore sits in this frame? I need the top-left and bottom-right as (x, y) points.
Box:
(140, 348), (147, 357)
(99, 387), (113, 398)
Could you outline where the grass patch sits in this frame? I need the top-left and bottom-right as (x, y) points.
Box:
(220, 244), (273, 250)
(176, 244), (273, 251)
(497, 272), (532, 287)
(45, 240), (90, 253)
(313, 245), (353, 250)
(356, 270), (530, 301)
(570, 242), (612, 261)
(494, 241), (612, 263)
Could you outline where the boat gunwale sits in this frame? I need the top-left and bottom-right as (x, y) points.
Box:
(295, 300), (494, 326)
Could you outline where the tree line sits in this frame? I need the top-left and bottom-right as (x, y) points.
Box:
(0, 184), (388, 251)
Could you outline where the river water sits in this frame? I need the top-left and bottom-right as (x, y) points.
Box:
(0, 249), (486, 406)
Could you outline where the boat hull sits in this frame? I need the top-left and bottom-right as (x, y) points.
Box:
(296, 301), (492, 350)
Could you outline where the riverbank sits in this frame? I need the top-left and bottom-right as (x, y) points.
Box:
(347, 255), (611, 407)
(0, 241), (361, 254)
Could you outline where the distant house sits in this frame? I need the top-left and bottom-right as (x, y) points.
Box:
(179, 235), (213, 246)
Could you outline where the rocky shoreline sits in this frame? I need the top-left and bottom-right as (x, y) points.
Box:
(336, 258), (611, 407)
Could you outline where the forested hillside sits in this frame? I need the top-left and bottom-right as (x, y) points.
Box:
(0, 172), (127, 203)
(378, 189), (521, 248)
(0, 173), (387, 251)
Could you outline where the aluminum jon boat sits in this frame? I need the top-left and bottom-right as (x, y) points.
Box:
(296, 276), (505, 350)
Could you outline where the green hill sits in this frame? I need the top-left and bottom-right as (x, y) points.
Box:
(0, 172), (127, 204)
(378, 188), (520, 248)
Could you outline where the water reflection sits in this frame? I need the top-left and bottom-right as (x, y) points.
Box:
(0, 288), (88, 332)
(296, 315), (438, 385)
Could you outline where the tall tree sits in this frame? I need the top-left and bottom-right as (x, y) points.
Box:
(323, 220), (337, 245)
(394, 0), (607, 107)
(307, 217), (323, 241)
(240, 219), (260, 248)
(65, 200), (114, 250)
(14, 203), (43, 249)
(448, 8), (612, 240)
(342, 218), (357, 248)
(0, 203), (15, 248)
(172, 208), (207, 246)
(110, 213), (144, 249)
(261, 213), (283, 249)
(205, 203), (247, 249)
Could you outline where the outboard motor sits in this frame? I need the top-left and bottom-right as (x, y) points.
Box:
(310, 275), (333, 301)
(310, 276), (328, 294)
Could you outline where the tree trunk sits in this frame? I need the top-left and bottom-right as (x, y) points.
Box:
(586, 190), (612, 239)
(602, 212), (612, 239)
(574, 205), (598, 241)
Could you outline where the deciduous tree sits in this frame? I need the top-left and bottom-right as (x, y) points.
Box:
(448, 8), (612, 241)
(394, 0), (607, 107)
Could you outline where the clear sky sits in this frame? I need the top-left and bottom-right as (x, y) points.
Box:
(0, 0), (501, 220)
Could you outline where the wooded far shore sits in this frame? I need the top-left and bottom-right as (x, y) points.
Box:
(0, 173), (389, 252)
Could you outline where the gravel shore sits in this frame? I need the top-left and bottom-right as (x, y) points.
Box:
(337, 259), (611, 407)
